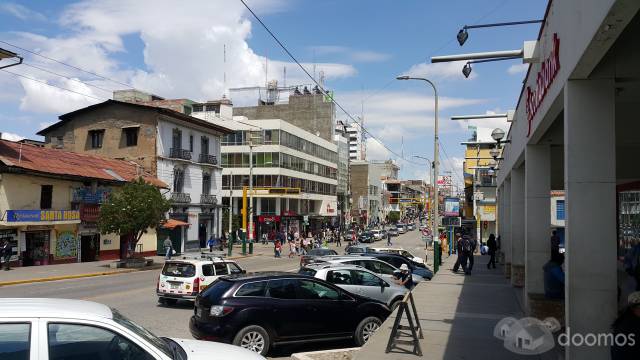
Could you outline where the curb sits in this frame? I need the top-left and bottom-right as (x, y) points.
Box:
(227, 253), (261, 260)
(0, 269), (141, 287)
(291, 347), (360, 360)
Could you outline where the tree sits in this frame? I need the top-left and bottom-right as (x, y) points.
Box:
(98, 178), (171, 259)
(387, 211), (400, 223)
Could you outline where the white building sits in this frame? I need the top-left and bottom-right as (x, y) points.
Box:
(212, 117), (339, 238)
(345, 122), (365, 161)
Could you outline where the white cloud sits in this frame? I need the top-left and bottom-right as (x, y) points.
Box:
(309, 45), (391, 63)
(1, 132), (25, 141)
(507, 63), (529, 75)
(454, 109), (511, 134)
(404, 61), (476, 80)
(0, 3), (46, 21)
(7, 0), (356, 114)
(365, 138), (390, 161)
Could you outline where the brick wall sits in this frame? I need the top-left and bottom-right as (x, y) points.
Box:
(350, 163), (369, 210)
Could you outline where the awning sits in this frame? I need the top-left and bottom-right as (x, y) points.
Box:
(161, 219), (190, 229)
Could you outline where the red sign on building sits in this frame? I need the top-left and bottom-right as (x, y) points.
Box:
(526, 33), (560, 137)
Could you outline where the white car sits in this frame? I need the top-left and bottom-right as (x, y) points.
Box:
(0, 298), (264, 360)
(370, 229), (384, 240)
(396, 224), (407, 234)
(370, 247), (425, 264)
(157, 254), (245, 305)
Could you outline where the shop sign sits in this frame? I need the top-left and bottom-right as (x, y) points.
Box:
(526, 33), (560, 137)
(55, 231), (77, 259)
(282, 210), (297, 217)
(326, 204), (335, 214)
(6, 210), (80, 223)
(258, 215), (280, 223)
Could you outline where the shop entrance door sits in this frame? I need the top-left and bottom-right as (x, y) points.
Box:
(24, 231), (50, 266)
(199, 221), (207, 249)
(80, 234), (99, 262)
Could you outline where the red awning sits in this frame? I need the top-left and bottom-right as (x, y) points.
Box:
(161, 219), (190, 229)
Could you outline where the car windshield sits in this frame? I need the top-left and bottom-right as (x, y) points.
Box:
(111, 309), (175, 358)
(162, 262), (196, 278)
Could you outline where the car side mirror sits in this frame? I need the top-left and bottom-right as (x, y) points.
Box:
(381, 281), (389, 288)
(241, 269), (247, 274)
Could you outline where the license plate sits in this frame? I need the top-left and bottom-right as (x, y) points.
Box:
(170, 283), (180, 290)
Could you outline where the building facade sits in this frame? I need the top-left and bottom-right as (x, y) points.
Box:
(494, 2), (640, 359)
(215, 117), (339, 238)
(350, 161), (383, 226)
(0, 139), (165, 266)
(37, 99), (232, 251)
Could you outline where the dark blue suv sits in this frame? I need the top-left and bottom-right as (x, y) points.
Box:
(190, 272), (391, 356)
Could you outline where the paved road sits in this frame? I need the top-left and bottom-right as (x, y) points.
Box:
(1, 227), (427, 358)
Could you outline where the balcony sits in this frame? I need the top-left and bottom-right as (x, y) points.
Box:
(198, 154), (218, 165)
(80, 204), (100, 222)
(170, 192), (191, 204)
(200, 194), (218, 205)
(170, 148), (192, 160)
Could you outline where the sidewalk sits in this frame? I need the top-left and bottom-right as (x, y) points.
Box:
(354, 254), (559, 360)
(0, 244), (269, 287)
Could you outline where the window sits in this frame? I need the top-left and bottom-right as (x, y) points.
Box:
(267, 279), (298, 299)
(189, 135), (194, 152)
(228, 263), (243, 274)
(173, 167), (184, 193)
(172, 128), (182, 149)
(202, 264), (214, 277)
(327, 269), (353, 285)
(236, 281), (267, 297)
(0, 323), (31, 360)
(297, 280), (340, 300)
(556, 200), (565, 221)
(192, 104), (203, 112)
(40, 185), (53, 209)
(88, 129), (104, 149)
(213, 263), (229, 276)
(123, 127), (138, 147)
(202, 172), (211, 195)
(201, 136), (209, 155)
(47, 323), (154, 360)
(162, 262), (195, 277)
(351, 270), (383, 287)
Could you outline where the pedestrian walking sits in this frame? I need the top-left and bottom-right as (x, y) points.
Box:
(452, 233), (463, 272)
(386, 231), (392, 246)
(207, 236), (216, 253)
(467, 236), (478, 273)
(336, 232), (342, 247)
(487, 233), (497, 269)
(550, 230), (561, 259)
(288, 240), (296, 258)
(624, 240), (640, 291)
(459, 235), (473, 275)
(274, 239), (282, 258)
(1, 239), (11, 271)
(163, 237), (173, 260)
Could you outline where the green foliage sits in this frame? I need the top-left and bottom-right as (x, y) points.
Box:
(98, 178), (171, 254)
(221, 209), (242, 235)
(387, 211), (400, 223)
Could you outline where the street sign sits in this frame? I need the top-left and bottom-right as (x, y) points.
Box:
(442, 217), (461, 227)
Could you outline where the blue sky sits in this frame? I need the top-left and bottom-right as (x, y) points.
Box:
(0, 0), (547, 186)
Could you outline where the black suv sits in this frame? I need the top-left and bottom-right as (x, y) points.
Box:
(190, 272), (391, 356)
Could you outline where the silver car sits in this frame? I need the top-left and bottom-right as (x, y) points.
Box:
(300, 264), (408, 309)
(310, 255), (425, 283)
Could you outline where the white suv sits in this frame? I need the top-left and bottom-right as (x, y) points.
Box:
(157, 255), (245, 305)
(0, 298), (264, 360)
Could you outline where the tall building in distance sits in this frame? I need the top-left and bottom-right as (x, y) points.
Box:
(341, 121), (365, 161)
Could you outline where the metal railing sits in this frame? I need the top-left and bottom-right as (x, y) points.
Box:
(198, 154), (218, 165)
(200, 194), (217, 205)
(170, 148), (192, 160)
(170, 192), (191, 203)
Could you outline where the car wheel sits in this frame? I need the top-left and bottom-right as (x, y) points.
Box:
(390, 298), (403, 311)
(233, 325), (270, 356)
(355, 316), (382, 346)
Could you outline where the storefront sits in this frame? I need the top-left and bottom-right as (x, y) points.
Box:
(1, 209), (81, 266)
(257, 215), (280, 240)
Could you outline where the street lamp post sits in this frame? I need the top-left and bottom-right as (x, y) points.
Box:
(397, 76), (440, 244)
(413, 155), (432, 223)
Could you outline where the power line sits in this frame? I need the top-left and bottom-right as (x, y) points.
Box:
(1, 69), (107, 101)
(239, 0), (416, 165)
(438, 140), (465, 185)
(0, 39), (133, 89)
(21, 62), (114, 94)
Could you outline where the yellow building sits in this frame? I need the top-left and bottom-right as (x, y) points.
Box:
(0, 140), (165, 266)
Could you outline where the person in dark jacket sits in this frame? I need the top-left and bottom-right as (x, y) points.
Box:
(543, 253), (565, 299)
(452, 233), (463, 273)
(611, 291), (640, 359)
(487, 234), (497, 269)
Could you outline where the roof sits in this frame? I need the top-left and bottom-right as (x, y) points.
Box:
(0, 139), (167, 188)
(37, 99), (233, 136)
(223, 272), (310, 281)
(161, 218), (190, 229)
(0, 298), (113, 319)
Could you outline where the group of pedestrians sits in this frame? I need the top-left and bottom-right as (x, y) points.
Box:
(452, 233), (478, 275)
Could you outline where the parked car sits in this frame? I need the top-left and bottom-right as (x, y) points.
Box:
(344, 244), (373, 255)
(370, 229), (384, 241)
(407, 223), (416, 231)
(396, 224), (407, 234)
(358, 231), (374, 243)
(369, 247), (425, 264)
(190, 273), (391, 355)
(300, 264), (408, 309)
(300, 248), (339, 267)
(362, 253), (433, 280)
(157, 254), (245, 305)
(0, 298), (264, 360)
(387, 228), (399, 237)
(311, 255), (426, 283)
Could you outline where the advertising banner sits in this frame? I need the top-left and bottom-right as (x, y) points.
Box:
(444, 198), (460, 217)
